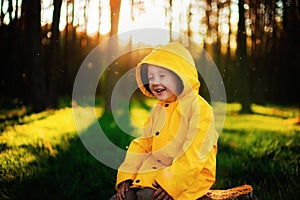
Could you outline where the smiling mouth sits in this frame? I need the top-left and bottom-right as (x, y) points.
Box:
(155, 89), (166, 93)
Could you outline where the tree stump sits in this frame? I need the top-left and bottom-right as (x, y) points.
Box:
(199, 185), (258, 200)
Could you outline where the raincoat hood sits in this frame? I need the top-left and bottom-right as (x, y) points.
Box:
(136, 42), (200, 99)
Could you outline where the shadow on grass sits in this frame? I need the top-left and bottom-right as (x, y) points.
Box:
(1, 112), (135, 200)
(15, 140), (113, 199)
(17, 137), (117, 200)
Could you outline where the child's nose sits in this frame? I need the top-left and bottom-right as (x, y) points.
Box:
(150, 77), (160, 85)
(152, 80), (158, 85)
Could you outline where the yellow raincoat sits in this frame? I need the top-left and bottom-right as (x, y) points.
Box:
(116, 43), (218, 199)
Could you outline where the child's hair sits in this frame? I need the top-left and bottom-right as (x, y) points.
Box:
(140, 63), (184, 96)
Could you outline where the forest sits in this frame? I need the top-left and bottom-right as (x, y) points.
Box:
(0, 0), (299, 112)
(0, 0), (300, 199)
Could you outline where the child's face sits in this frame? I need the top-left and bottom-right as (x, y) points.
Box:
(147, 65), (180, 102)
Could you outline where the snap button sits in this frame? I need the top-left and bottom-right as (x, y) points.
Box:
(135, 179), (140, 183)
(164, 103), (169, 107)
(155, 131), (160, 136)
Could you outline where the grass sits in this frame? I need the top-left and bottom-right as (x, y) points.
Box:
(215, 104), (300, 199)
(0, 99), (299, 199)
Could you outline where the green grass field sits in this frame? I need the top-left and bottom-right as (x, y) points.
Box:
(0, 100), (299, 199)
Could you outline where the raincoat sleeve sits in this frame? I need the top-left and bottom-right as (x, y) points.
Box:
(115, 116), (153, 188)
(154, 101), (218, 198)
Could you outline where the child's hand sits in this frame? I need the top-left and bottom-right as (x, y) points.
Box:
(117, 180), (131, 200)
(152, 181), (173, 200)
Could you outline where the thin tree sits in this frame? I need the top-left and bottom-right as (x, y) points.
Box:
(104, 0), (121, 113)
(165, 0), (172, 39)
(237, 0), (252, 113)
(7, 0), (13, 23)
(0, 0), (4, 24)
(47, 0), (62, 108)
(22, 0), (47, 112)
(110, 0), (121, 37)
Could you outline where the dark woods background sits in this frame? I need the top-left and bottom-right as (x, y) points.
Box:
(0, 0), (300, 113)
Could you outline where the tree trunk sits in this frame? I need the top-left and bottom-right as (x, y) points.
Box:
(22, 0), (47, 112)
(47, 0), (62, 108)
(104, 0), (121, 113)
(237, 0), (252, 113)
(201, 184), (257, 200)
(110, 0), (121, 36)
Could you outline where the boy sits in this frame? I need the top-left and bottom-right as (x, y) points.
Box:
(110, 42), (218, 200)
